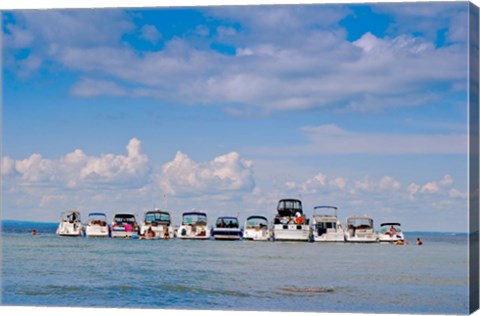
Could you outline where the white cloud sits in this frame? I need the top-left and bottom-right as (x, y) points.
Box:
(158, 151), (255, 196)
(70, 77), (128, 97)
(330, 177), (347, 190)
(378, 176), (401, 190)
(299, 124), (467, 154)
(5, 7), (467, 114)
(421, 181), (440, 193)
(140, 25), (162, 44)
(449, 188), (467, 199)
(440, 174), (454, 186)
(286, 172), (402, 196)
(407, 183), (420, 199)
(1, 156), (16, 176)
(7, 138), (150, 188)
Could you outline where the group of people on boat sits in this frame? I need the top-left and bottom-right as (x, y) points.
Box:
(138, 227), (171, 239)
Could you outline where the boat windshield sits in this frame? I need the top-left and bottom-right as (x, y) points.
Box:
(216, 217), (239, 228)
(380, 224), (402, 233)
(246, 216), (268, 228)
(347, 218), (373, 229)
(183, 214), (207, 225)
(316, 221), (337, 229)
(145, 211), (170, 223)
(114, 214), (136, 224)
(88, 213), (107, 225)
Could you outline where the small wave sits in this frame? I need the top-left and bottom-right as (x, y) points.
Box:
(279, 287), (335, 293)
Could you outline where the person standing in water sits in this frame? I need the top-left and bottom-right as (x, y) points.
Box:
(416, 238), (423, 245)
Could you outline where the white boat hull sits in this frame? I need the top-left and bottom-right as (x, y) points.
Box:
(56, 222), (83, 237)
(111, 229), (136, 238)
(86, 225), (109, 238)
(212, 227), (242, 240)
(313, 231), (345, 242)
(140, 224), (174, 239)
(378, 232), (405, 243)
(273, 224), (310, 241)
(176, 225), (211, 239)
(243, 228), (271, 241)
(345, 229), (377, 243)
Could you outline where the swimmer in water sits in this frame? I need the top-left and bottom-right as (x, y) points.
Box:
(416, 238), (423, 246)
(31, 229), (37, 235)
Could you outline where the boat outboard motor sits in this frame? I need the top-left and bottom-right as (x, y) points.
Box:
(181, 228), (187, 236)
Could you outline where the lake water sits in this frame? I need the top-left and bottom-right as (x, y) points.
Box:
(1, 221), (470, 314)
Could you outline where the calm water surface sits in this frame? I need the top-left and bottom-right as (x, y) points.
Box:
(1, 222), (469, 314)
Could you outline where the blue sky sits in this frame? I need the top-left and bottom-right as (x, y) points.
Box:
(1, 2), (473, 232)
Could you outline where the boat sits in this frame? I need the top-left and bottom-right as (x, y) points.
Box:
(311, 206), (345, 242)
(140, 209), (174, 239)
(242, 215), (271, 241)
(272, 199), (311, 241)
(176, 211), (211, 239)
(377, 222), (405, 243)
(85, 212), (109, 238)
(344, 215), (377, 242)
(56, 210), (83, 237)
(211, 216), (242, 240)
(111, 213), (139, 238)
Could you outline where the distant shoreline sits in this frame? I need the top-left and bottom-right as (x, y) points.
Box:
(0, 219), (469, 235)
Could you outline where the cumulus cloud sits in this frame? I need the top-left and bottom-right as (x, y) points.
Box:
(421, 181), (440, 193)
(286, 173), (403, 196)
(5, 138), (150, 188)
(1, 156), (16, 176)
(158, 151), (255, 196)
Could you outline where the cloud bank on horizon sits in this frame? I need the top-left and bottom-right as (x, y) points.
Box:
(1, 2), (472, 232)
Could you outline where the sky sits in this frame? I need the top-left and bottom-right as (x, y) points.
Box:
(0, 1), (474, 232)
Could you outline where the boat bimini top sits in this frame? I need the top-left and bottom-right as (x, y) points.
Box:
(313, 206), (338, 219)
(182, 212), (207, 225)
(144, 210), (171, 225)
(277, 199), (303, 217)
(346, 216), (373, 228)
(113, 213), (136, 224)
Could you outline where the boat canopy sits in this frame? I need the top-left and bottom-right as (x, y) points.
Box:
(277, 199), (302, 216)
(183, 211), (207, 217)
(380, 222), (401, 227)
(313, 205), (338, 217)
(216, 216), (239, 228)
(346, 216), (373, 228)
(246, 215), (268, 228)
(113, 213), (136, 224)
(88, 212), (106, 218)
(182, 212), (207, 225)
(145, 211), (171, 224)
(61, 210), (81, 222)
